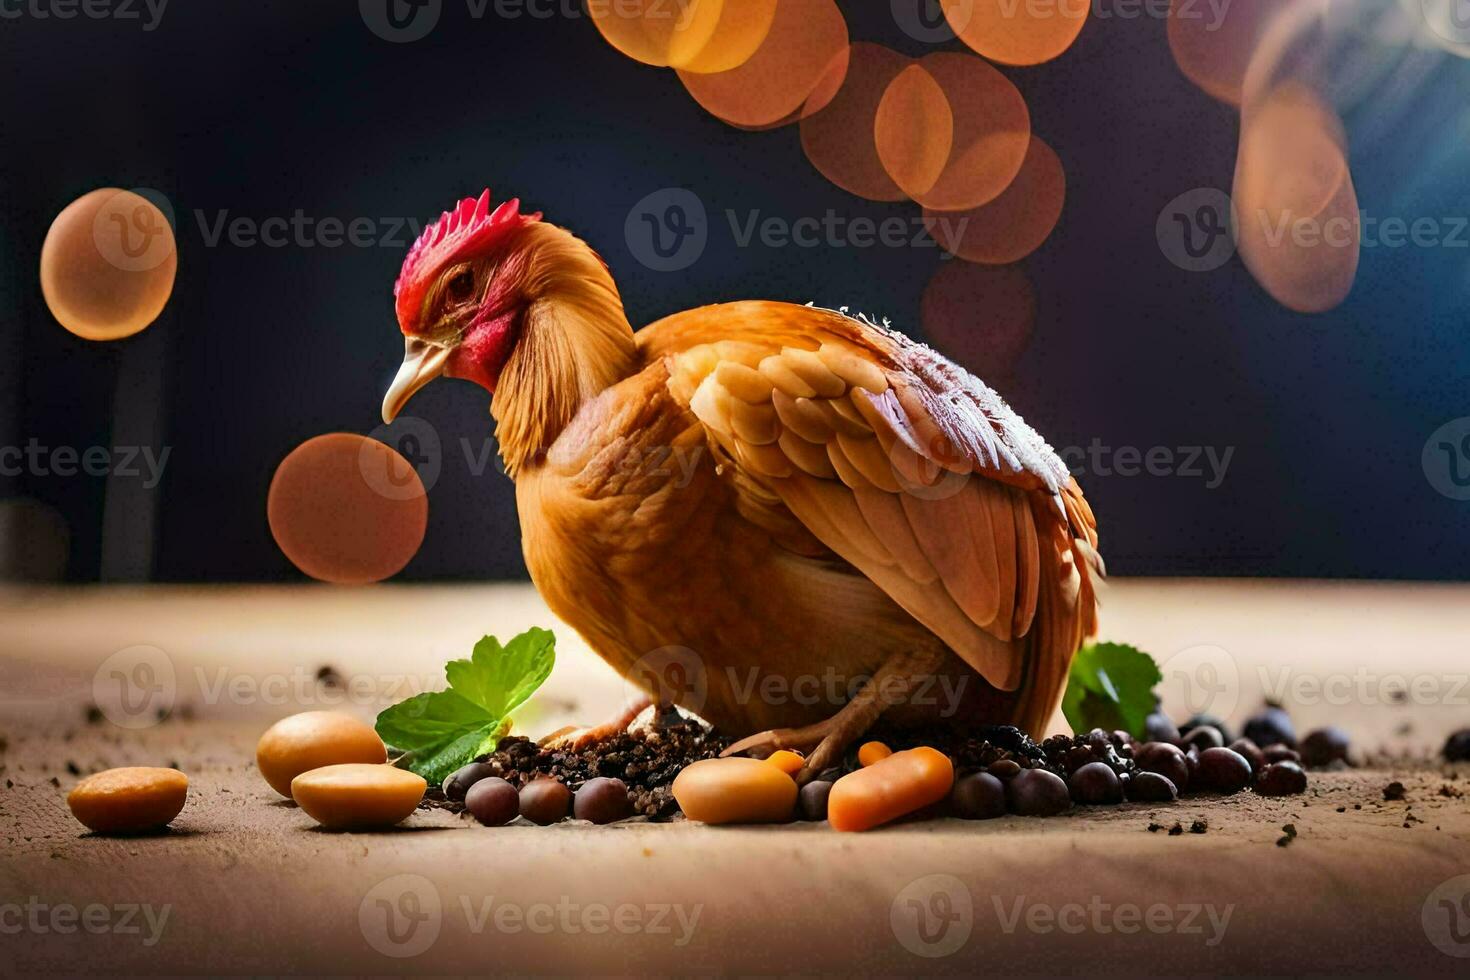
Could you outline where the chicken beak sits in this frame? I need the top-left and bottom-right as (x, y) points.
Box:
(382, 337), (453, 424)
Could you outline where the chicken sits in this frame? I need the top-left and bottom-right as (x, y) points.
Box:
(381, 190), (1102, 772)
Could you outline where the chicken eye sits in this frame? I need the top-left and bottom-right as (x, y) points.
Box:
(446, 268), (475, 304)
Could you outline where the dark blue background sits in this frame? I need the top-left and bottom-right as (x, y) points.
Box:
(2, 1), (1467, 581)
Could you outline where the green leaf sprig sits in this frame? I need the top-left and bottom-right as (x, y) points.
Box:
(1062, 641), (1162, 739)
(376, 627), (555, 785)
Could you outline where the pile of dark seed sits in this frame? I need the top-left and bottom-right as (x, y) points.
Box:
(870, 724), (1052, 773)
(437, 704), (1468, 825)
(451, 722), (730, 819)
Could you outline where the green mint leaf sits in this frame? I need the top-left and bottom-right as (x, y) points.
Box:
(1062, 642), (1162, 739)
(375, 628), (556, 783)
(374, 690), (488, 752)
(401, 723), (502, 787)
(445, 627), (555, 720)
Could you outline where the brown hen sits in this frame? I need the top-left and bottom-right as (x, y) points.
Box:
(381, 191), (1102, 772)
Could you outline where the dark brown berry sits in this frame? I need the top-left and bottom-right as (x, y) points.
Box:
(1228, 738), (1265, 775)
(518, 778), (571, 825)
(1068, 762), (1123, 805)
(1134, 742), (1190, 793)
(465, 776), (519, 825)
(986, 759), (1021, 780)
(1144, 713), (1181, 745)
(443, 762), (497, 802)
(1262, 744), (1301, 765)
(574, 777), (633, 824)
(1127, 771), (1178, 802)
(1194, 747), (1253, 794)
(1445, 729), (1470, 762)
(1243, 706), (1295, 749)
(952, 772), (1006, 819)
(1299, 727), (1350, 768)
(1255, 761), (1308, 796)
(1006, 769), (1071, 816)
(799, 780), (833, 821)
(1181, 714), (1233, 744)
(1183, 726), (1225, 751)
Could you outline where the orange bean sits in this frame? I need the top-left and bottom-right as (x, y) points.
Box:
(828, 747), (954, 832)
(857, 741), (892, 767)
(765, 750), (805, 775)
(67, 767), (188, 835)
(671, 758), (797, 824)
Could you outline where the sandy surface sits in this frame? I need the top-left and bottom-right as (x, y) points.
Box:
(2, 580), (1469, 974)
(2, 720), (1467, 975)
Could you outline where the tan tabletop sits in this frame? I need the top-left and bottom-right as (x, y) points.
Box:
(2, 580), (1468, 975)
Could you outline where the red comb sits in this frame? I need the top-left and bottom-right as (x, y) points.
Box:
(394, 189), (540, 328)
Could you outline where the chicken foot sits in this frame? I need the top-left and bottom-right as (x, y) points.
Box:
(720, 647), (948, 777)
(540, 696), (691, 751)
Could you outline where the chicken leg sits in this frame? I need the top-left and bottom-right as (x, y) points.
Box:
(541, 697), (692, 750)
(720, 647), (947, 776)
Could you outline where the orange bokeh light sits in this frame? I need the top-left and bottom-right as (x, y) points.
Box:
(942, 0), (1089, 67)
(801, 43), (916, 202)
(924, 135), (1065, 264)
(268, 433), (429, 585)
(1233, 83), (1357, 313)
(677, 0), (778, 74)
(677, 0), (849, 129)
(921, 261), (1037, 380)
(1168, 0), (1301, 106)
(40, 188), (177, 342)
(873, 63), (955, 200)
(588, 0), (723, 69)
(1237, 81), (1346, 222)
(907, 52), (1031, 213)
